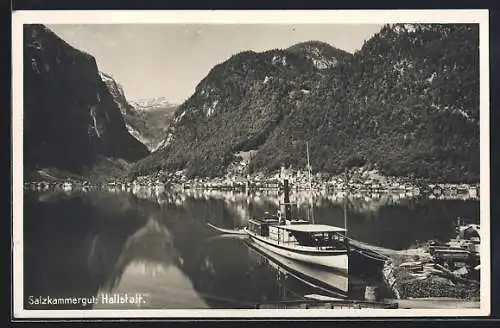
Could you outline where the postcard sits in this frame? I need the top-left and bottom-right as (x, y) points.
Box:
(11, 9), (490, 319)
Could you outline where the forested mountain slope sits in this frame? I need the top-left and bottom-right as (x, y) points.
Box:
(134, 24), (479, 183)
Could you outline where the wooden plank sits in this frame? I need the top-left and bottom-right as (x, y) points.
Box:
(391, 298), (480, 309)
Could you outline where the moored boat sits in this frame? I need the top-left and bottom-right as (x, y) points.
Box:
(246, 238), (349, 298)
(245, 179), (349, 274)
(246, 218), (349, 273)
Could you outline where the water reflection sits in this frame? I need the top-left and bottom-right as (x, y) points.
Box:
(24, 191), (146, 310)
(23, 189), (479, 309)
(135, 188), (458, 218)
(132, 188), (479, 250)
(93, 213), (210, 309)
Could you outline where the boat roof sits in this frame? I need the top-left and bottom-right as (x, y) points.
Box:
(276, 224), (347, 233)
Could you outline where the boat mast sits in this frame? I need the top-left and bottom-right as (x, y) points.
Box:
(306, 142), (314, 224)
(306, 142), (311, 188)
(343, 168), (348, 237)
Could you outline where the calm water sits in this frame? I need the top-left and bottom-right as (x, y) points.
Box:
(22, 189), (479, 309)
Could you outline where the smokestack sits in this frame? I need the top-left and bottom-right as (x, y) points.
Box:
(283, 179), (291, 223)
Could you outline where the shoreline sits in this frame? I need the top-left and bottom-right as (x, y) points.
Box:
(24, 166), (480, 200)
(23, 177), (480, 202)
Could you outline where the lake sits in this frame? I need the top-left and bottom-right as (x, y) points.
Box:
(22, 188), (479, 310)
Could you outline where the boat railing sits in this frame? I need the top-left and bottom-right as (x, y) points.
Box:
(270, 237), (301, 246)
(272, 238), (347, 251)
(315, 245), (347, 251)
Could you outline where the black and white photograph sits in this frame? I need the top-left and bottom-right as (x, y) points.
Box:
(12, 10), (490, 318)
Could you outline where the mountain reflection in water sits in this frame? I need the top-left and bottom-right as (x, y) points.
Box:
(23, 189), (479, 309)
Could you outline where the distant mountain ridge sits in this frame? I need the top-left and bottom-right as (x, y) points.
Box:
(134, 24), (479, 183)
(23, 24), (150, 177)
(96, 74), (178, 152)
(130, 97), (176, 111)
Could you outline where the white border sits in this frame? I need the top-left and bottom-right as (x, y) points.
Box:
(12, 9), (490, 319)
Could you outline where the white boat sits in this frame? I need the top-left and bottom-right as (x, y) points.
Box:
(246, 142), (349, 273)
(245, 216), (349, 274)
(247, 238), (348, 297)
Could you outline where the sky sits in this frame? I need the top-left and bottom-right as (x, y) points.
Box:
(48, 24), (382, 104)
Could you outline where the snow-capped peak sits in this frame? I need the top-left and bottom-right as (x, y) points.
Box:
(130, 97), (175, 111)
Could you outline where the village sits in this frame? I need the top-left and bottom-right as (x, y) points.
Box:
(24, 164), (480, 202)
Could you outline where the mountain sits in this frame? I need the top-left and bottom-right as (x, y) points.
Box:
(95, 76), (178, 152)
(23, 24), (150, 177)
(134, 24), (479, 183)
(133, 43), (353, 177)
(129, 97), (176, 111)
(128, 97), (178, 152)
(98, 71), (149, 147)
(98, 71), (137, 117)
(135, 105), (178, 152)
(251, 24), (480, 183)
(287, 40), (351, 69)
(96, 87), (178, 151)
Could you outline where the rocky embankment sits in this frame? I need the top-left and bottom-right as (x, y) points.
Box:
(382, 241), (480, 301)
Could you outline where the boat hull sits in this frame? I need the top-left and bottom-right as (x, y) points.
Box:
(246, 241), (348, 297)
(247, 232), (348, 274)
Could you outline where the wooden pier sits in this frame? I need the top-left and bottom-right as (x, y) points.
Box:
(256, 299), (398, 309)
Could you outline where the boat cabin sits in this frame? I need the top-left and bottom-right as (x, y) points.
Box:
(248, 218), (348, 251)
(248, 217), (280, 237)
